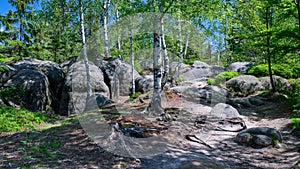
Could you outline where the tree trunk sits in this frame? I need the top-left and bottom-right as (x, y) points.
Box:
(266, 6), (276, 92)
(161, 17), (169, 89)
(148, 15), (164, 115)
(178, 20), (183, 60)
(130, 1), (135, 95)
(116, 5), (121, 58)
(103, 0), (110, 58)
(80, 0), (92, 97)
(183, 33), (190, 58)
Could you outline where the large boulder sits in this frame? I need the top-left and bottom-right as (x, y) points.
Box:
(210, 103), (240, 118)
(199, 85), (228, 104)
(226, 75), (262, 96)
(100, 58), (140, 96)
(14, 59), (65, 112)
(59, 60), (110, 115)
(228, 62), (252, 73)
(212, 65), (225, 77)
(171, 86), (200, 98)
(260, 76), (291, 92)
(181, 61), (213, 81)
(4, 69), (51, 111)
(140, 59), (153, 71)
(135, 75), (153, 93)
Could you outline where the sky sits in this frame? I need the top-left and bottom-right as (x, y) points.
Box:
(0, 1), (14, 15)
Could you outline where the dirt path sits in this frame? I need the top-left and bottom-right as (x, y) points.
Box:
(0, 93), (299, 169)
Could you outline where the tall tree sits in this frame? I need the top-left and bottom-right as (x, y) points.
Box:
(79, 0), (92, 97)
(103, 0), (111, 58)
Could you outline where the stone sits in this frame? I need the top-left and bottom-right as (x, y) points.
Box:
(140, 59), (153, 71)
(135, 75), (153, 93)
(181, 61), (213, 81)
(0, 63), (17, 85)
(85, 93), (112, 111)
(235, 127), (282, 147)
(252, 134), (273, 147)
(228, 62), (252, 73)
(210, 103), (240, 118)
(212, 65), (225, 77)
(171, 86), (200, 98)
(199, 85), (228, 104)
(14, 58), (65, 112)
(235, 132), (252, 144)
(226, 75), (262, 96)
(100, 58), (140, 96)
(260, 76), (291, 92)
(59, 60), (109, 115)
(4, 69), (51, 112)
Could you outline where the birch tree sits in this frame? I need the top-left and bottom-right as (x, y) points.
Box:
(103, 0), (111, 58)
(79, 0), (92, 97)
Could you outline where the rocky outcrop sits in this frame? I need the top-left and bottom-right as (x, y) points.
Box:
(59, 60), (109, 115)
(14, 58), (65, 112)
(4, 69), (51, 111)
(228, 62), (252, 73)
(212, 65), (225, 76)
(85, 93), (112, 111)
(235, 127), (282, 147)
(226, 75), (262, 96)
(140, 59), (153, 71)
(181, 61), (213, 81)
(210, 103), (240, 118)
(100, 58), (140, 96)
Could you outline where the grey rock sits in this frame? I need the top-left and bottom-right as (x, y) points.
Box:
(14, 58), (65, 112)
(199, 85), (228, 104)
(182, 61), (213, 81)
(260, 76), (291, 92)
(85, 93), (112, 111)
(140, 59), (153, 71)
(171, 86), (200, 98)
(5, 69), (51, 111)
(235, 132), (252, 143)
(59, 60), (109, 115)
(212, 65), (225, 76)
(252, 134), (273, 147)
(210, 103), (240, 118)
(226, 75), (262, 96)
(135, 75), (153, 93)
(239, 127), (282, 142)
(228, 62), (252, 73)
(100, 58), (140, 96)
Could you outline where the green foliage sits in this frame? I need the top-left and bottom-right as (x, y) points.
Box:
(0, 65), (9, 73)
(128, 92), (142, 101)
(0, 86), (25, 105)
(207, 71), (239, 85)
(290, 118), (300, 131)
(0, 106), (50, 132)
(247, 64), (300, 78)
(287, 79), (300, 123)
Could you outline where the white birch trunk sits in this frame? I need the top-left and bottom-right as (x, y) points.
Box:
(161, 17), (169, 88)
(80, 0), (92, 97)
(130, 0), (135, 94)
(148, 14), (163, 114)
(103, 0), (110, 58)
(183, 33), (190, 58)
(178, 20), (183, 60)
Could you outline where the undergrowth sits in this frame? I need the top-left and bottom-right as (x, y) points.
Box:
(0, 106), (50, 132)
(207, 71), (239, 86)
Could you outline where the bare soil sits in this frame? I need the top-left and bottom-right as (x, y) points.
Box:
(0, 92), (299, 169)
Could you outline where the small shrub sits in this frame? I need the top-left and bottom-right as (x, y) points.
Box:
(208, 71), (239, 86)
(248, 64), (300, 78)
(0, 107), (50, 132)
(128, 92), (142, 101)
(291, 118), (300, 131)
(0, 65), (9, 73)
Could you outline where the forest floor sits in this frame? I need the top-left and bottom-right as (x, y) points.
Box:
(0, 92), (300, 169)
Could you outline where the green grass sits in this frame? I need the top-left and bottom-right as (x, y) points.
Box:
(291, 118), (300, 131)
(128, 92), (142, 101)
(0, 106), (51, 132)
